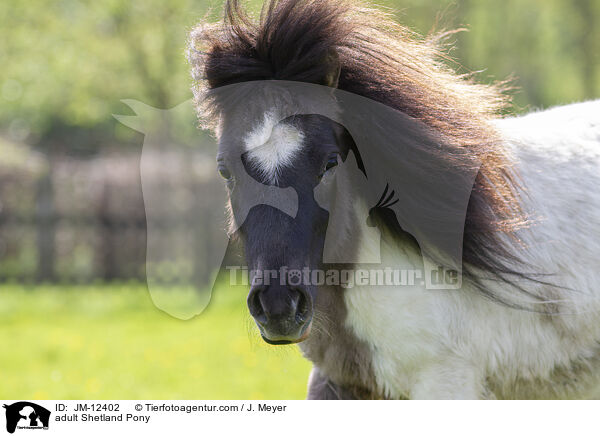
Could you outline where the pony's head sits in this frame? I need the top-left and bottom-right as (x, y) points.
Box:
(219, 110), (361, 344)
(188, 0), (535, 343)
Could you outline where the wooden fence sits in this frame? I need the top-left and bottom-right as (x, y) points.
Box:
(0, 145), (224, 284)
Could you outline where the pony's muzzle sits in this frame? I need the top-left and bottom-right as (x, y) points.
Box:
(247, 283), (313, 345)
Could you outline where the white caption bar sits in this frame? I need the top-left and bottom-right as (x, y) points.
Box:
(0, 400), (594, 436)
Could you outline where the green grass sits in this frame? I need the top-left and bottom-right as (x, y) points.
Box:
(0, 284), (312, 399)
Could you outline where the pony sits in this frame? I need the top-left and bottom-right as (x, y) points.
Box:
(187, 0), (600, 399)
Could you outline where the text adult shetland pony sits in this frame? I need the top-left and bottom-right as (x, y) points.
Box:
(187, 0), (600, 399)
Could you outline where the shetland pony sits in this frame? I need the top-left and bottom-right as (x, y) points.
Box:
(187, 0), (600, 399)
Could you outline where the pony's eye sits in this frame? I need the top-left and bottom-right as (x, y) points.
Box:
(325, 154), (339, 172)
(318, 154), (340, 181)
(218, 166), (232, 180)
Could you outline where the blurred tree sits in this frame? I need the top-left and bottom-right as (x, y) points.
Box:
(0, 0), (212, 151)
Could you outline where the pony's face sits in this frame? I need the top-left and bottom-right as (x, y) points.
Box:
(217, 114), (349, 344)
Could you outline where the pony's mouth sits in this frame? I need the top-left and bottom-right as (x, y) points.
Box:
(260, 321), (312, 346)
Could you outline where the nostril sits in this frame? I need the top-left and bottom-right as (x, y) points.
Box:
(291, 287), (311, 323)
(247, 285), (267, 324)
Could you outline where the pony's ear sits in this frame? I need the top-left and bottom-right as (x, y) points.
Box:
(321, 50), (341, 88)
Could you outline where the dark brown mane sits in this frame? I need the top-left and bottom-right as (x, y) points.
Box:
(188, 0), (548, 306)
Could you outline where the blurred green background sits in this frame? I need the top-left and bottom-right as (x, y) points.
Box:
(0, 284), (312, 399)
(0, 0), (599, 399)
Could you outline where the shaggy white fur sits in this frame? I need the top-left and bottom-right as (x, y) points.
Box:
(345, 100), (600, 399)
